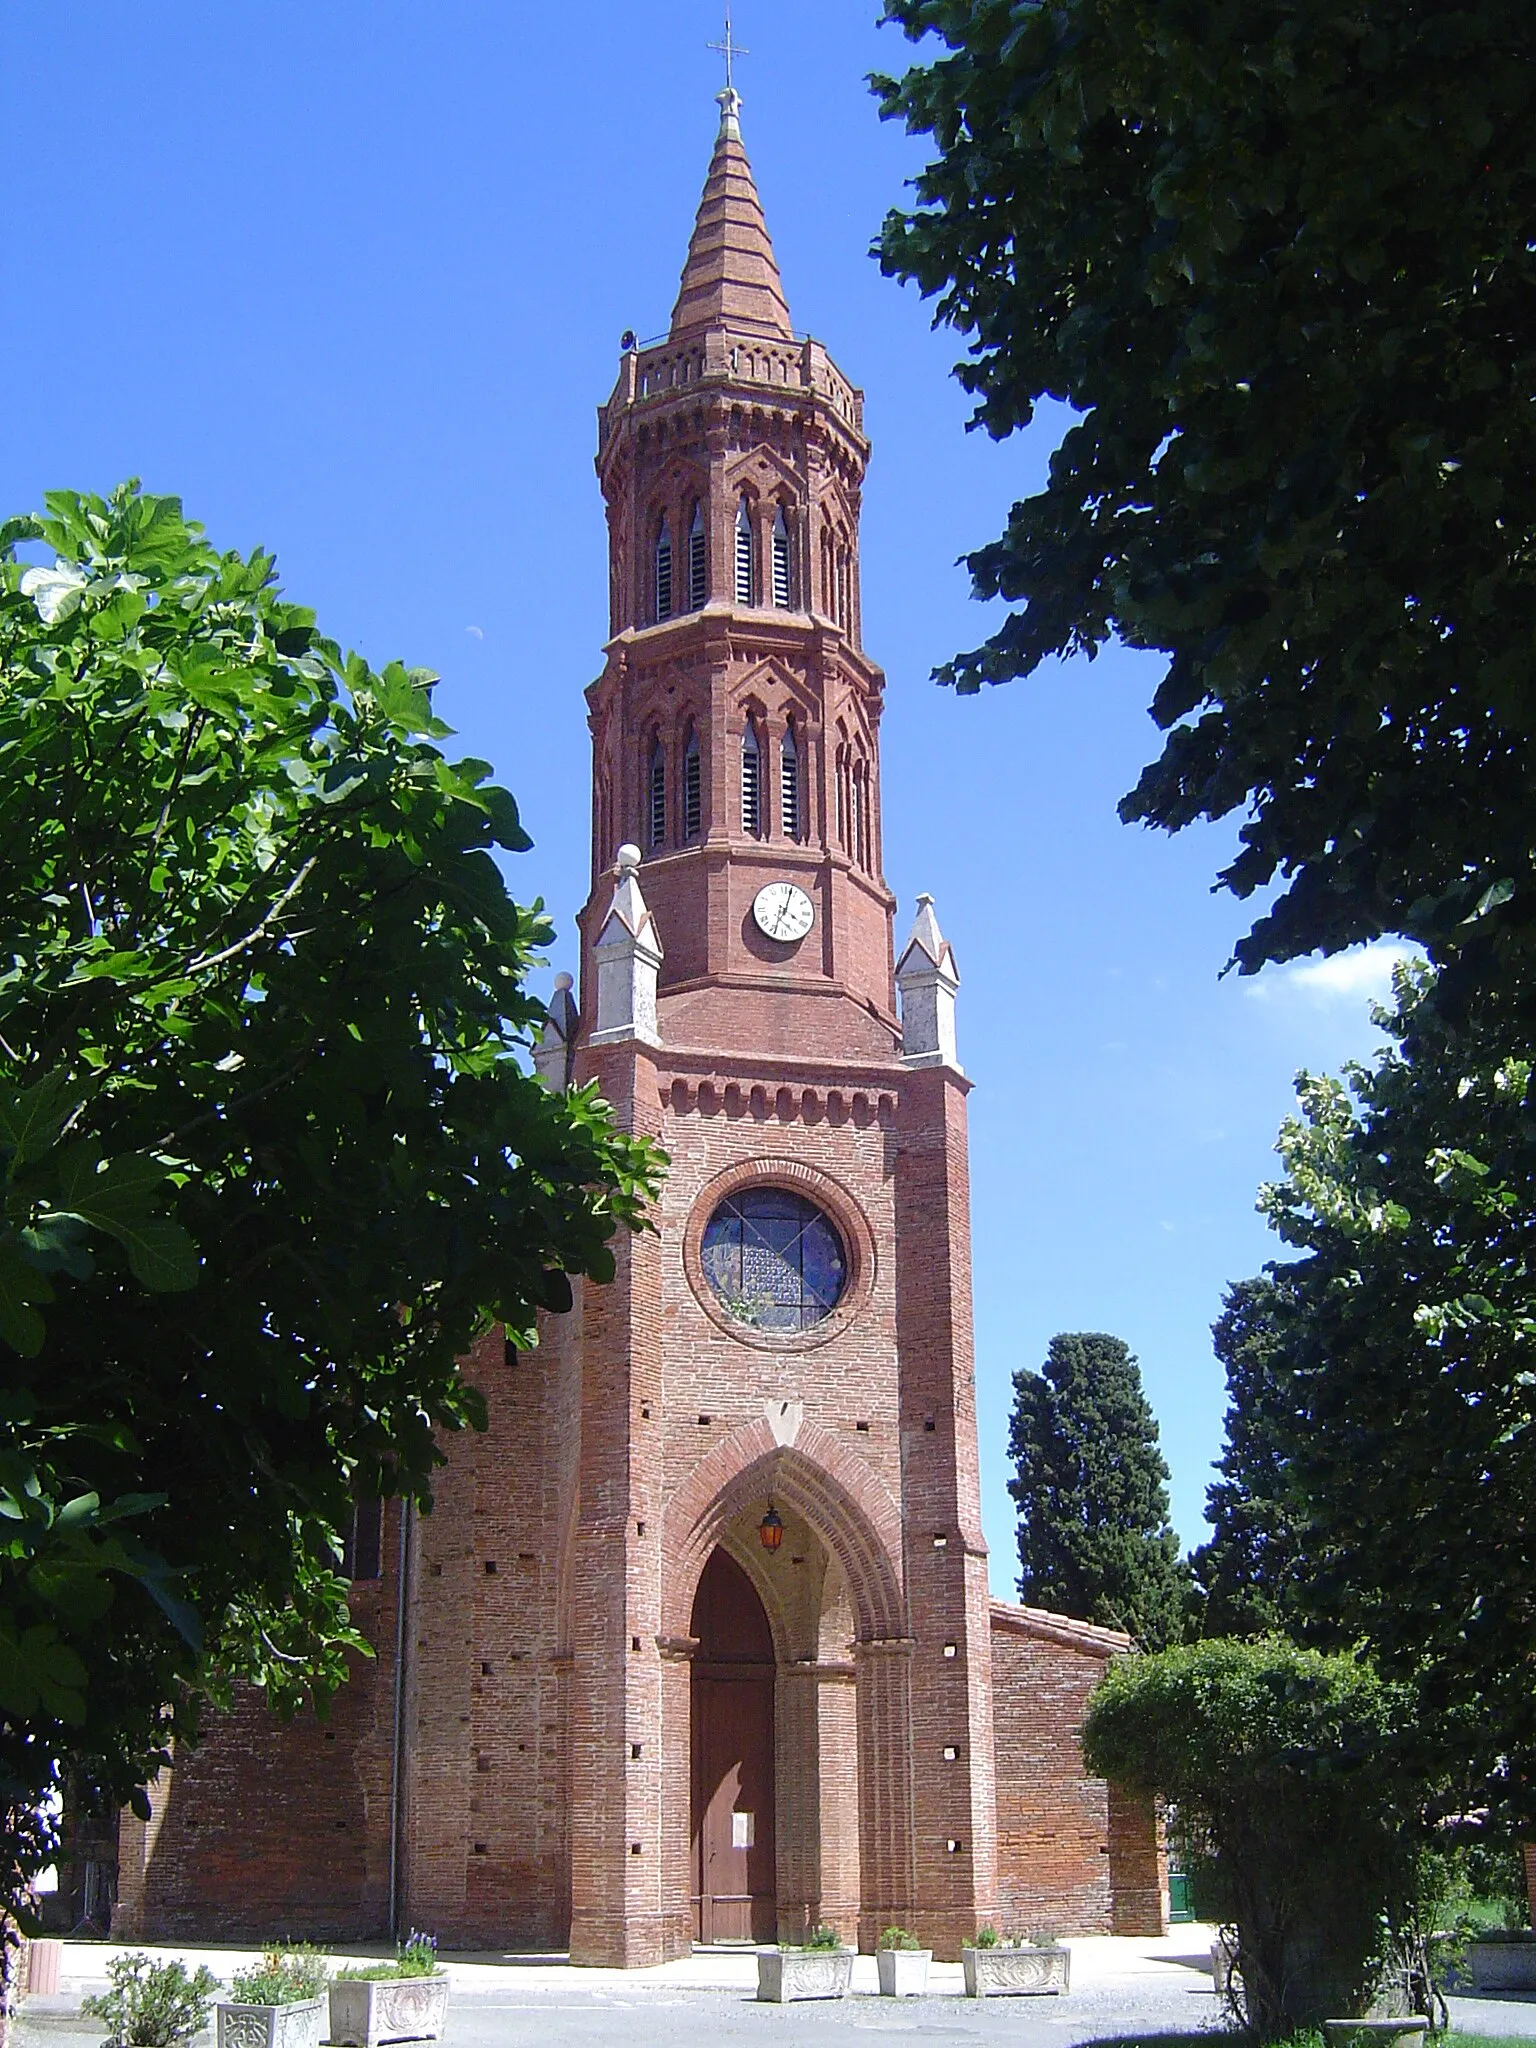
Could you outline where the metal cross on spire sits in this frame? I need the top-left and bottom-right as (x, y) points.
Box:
(707, 5), (749, 93)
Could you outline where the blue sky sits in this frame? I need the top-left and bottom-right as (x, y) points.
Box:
(2, 3), (1404, 1587)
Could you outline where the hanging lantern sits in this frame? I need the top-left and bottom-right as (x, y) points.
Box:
(758, 1505), (784, 1552)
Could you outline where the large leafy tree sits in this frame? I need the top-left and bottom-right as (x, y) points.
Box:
(1188, 1275), (1311, 1640)
(1084, 1639), (1424, 2037)
(0, 485), (663, 1927)
(1253, 963), (1536, 1826)
(875, 0), (1536, 997)
(1008, 1330), (1187, 1647)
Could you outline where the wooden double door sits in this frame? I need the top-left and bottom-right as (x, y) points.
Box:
(690, 1548), (777, 1943)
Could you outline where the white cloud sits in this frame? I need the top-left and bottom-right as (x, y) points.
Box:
(1246, 940), (1422, 1006)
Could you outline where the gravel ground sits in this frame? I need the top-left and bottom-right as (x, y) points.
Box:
(12, 1934), (1536, 2048)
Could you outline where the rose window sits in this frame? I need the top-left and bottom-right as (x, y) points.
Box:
(701, 1187), (847, 1332)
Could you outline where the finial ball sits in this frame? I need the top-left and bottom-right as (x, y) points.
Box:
(616, 843), (642, 875)
(553, 972), (573, 992)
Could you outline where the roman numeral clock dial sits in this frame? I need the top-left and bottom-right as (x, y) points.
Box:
(751, 880), (815, 943)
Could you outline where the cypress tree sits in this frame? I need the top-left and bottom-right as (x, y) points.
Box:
(1008, 1332), (1188, 1648)
(1189, 1276), (1311, 1640)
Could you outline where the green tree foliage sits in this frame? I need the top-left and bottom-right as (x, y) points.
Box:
(1084, 1638), (1420, 2036)
(1188, 1275), (1311, 1639)
(875, 0), (1536, 993)
(1253, 962), (1536, 1825)
(0, 485), (664, 1923)
(1007, 1331), (1187, 1647)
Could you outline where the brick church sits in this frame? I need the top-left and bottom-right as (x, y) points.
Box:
(111, 86), (1165, 1965)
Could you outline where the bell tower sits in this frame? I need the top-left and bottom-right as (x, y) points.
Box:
(580, 86), (897, 1064)
(549, 87), (1000, 1971)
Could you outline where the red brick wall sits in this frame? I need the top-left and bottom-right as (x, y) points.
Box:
(989, 1605), (1164, 1939)
(115, 1517), (400, 1943)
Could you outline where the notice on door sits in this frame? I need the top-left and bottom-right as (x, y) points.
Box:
(732, 1810), (755, 1849)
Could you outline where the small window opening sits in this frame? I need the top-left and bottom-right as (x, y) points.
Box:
(741, 721), (762, 837)
(781, 726), (801, 841)
(688, 502), (707, 611)
(655, 519), (673, 621)
(342, 1498), (384, 1582)
(772, 506), (792, 607)
(683, 728), (701, 842)
(851, 761), (866, 870)
(735, 497), (754, 607)
(648, 737), (666, 850)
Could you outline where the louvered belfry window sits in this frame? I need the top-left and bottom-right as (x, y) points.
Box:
(781, 727), (801, 841)
(735, 498), (754, 607)
(648, 739), (666, 850)
(851, 759), (866, 869)
(655, 520), (673, 621)
(741, 721), (762, 836)
(772, 507), (792, 608)
(683, 728), (702, 842)
(688, 503), (707, 611)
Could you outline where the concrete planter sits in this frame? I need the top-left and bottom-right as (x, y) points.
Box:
(962, 1946), (1070, 1998)
(215, 1998), (326, 2048)
(876, 1949), (931, 1997)
(1468, 1939), (1536, 1995)
(756, 1949), (854, 2002)
(1321, 2022), (1428, 2048)
(327, 1975), (451, 2048)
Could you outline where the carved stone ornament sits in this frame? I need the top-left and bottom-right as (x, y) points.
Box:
(756, 1949), (854, 2002)
(215, 1998), (326, 2048)
(961, 1946), (1071, 1998)
(327, 1975), (451, 2048)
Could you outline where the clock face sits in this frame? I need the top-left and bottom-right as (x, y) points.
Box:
(752, 880), (815, 944)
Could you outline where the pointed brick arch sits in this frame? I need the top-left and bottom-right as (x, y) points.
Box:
(663, 1418), (905, 1645)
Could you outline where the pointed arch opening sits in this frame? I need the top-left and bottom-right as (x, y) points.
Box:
(655, 517), (674, 622)
(688, 502), (707, 612)
(780, 721), (802, 842)
(771, 505), (792, 609)
(683, 724), (702, 844)
(735, 497), (755, 608)
(741, 718), (763, 837)
(648, 733), (667, 851)
(851, 754), (868, 871)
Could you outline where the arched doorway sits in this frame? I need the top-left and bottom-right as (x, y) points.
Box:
(690, 1547), (776, 1942)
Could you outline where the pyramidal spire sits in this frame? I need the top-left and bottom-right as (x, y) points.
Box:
(669, 90), (793, 343)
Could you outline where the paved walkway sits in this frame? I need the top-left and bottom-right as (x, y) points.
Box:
(14, 1931), (1536, 2048)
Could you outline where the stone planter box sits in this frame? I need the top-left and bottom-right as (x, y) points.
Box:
(1321, 2021), (1428, 2048)
(962, 1947), (1070, 1998)
(1468, 1939), (1536, 1995)
(215, 1998), (326, 2048)
(327, 1975), (451, 2048)
(876, 1949), (931, 1997)
(756, 1949), (854, 2002)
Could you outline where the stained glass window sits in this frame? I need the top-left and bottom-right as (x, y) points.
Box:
(702, 1187), (847, 1332)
